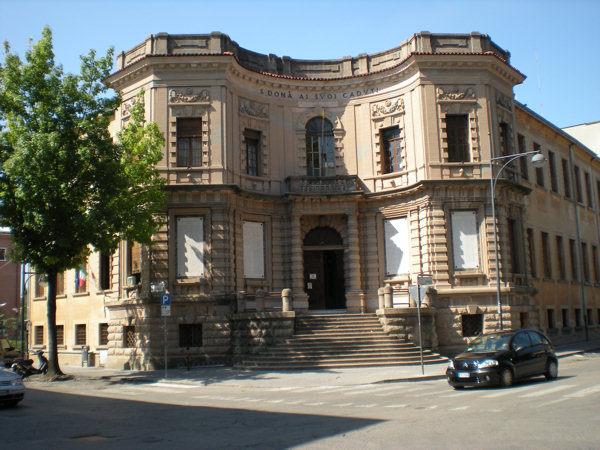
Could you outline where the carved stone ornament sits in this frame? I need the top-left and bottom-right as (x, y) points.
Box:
(371, 97), (405, 118)
(436, 86), (476, 101)
(239, 98), (269, 118)
(122, 96), (144, 118)
(496, 91), (513, 110)
(169, 88), (210, 104)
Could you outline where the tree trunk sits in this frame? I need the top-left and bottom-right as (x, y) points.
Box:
(45, 270), (63, 377)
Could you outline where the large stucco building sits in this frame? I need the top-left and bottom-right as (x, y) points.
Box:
(28, 32), (600, 369)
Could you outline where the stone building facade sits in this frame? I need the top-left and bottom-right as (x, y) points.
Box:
(27, 32), (600, 369)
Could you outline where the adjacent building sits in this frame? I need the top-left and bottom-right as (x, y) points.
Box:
(27, 32), (600, 369)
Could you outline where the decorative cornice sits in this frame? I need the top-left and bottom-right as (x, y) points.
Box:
(496, 91), (512, 110)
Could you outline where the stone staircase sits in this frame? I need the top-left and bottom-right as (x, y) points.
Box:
(234, 313), (447, 370)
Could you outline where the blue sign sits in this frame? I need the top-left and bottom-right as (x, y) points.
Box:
(161, 294), (171, 306)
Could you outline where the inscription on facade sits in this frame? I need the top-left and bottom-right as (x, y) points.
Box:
(258, 87), (379, 100)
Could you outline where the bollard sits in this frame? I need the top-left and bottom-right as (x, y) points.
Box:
(384, 285), (393, 308)
(377, 287), (385, 310)
(255, 289), (265, 311)
(281, 288), (292, 312)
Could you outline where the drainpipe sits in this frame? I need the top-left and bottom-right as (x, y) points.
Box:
(568, 144), (589, 341)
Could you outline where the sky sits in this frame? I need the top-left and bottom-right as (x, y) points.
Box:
(1, 0), (598, 129)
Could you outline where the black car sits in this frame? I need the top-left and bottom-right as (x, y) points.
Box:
(446, 329), (558, 389)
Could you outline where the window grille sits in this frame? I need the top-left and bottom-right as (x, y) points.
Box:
(445, 115), (469, 162)
(34, 326), (44, 345)
(75, 324), (87, 346)
(124, 326), (136, 348)
(99, 323), (109, 346)
(461, 314), (483, 337)
(179, 324), (203, 348)
(56, 325), (64, 346)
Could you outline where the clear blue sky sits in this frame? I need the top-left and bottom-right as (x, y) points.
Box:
(1, 0), (598, 129)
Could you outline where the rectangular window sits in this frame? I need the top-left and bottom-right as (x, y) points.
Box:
(56, 272), (64, 296)
(99, 252), (111, 291)
(123, 326), (135, 348)
(508, 219), (521, 274)
(461, 314), (483, 337)
(75, 324), (87, 346)
(562, 308), (570, 329)
(574, 165), (583, 203)
(527, 228), (536, 277)
(34, 274), (46, 297)
(244, 129), (261, 176)
(556, 236), (565, 280)
(569, 239), (578, 280)
(75, 267), (88, 293)
(520, 312), (528, 329)
(451, 211), (479, 270)
(381, 126), (402, 173)
(177, 118), (202, 167)
(592, 245), (599, 283)
(541, 232), (552, 278)
(243, 221), (265, 279)
(499, 122), (511, 156)
(587, 309), (593, 326)
(179, 324), (203, 347)
(34, 326), (44, 345)
(562, 158), (571, 198)
(518, 134), (528, 179)
(584, 172), (592, 207)
(548, 151), (558, 193)
(176, 217), (205, 278)
(575, 309), (582, 328)
(99, 323), (109, 346)
(56, 325), (64, 346)
(547, 309), (556, 330)
(582, 242), (590, 282)
(0, 248), (6, 261)
(533, 143), (544, 187)
(384, 217), (410, 275)
(445, 115), (469, 162)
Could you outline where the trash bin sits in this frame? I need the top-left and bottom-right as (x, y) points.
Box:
(81, 345), (89, 367)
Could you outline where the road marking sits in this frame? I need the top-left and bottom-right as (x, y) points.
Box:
(481, 384), (540, 398)
(536, 397), (569, 408)
(332, 403), (354, 407)
(155, 382), (197, 389)
(521, 384), (576, 398)
(564, 384), (600, 398)
(384, 404), (408, 408)
(304, 402), (326, 406)
(267, 399), (284, 404)
(354, 404), (378, 408)
(450, 406), (470, 411)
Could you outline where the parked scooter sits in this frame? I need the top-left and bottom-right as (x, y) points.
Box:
(11, 350), (48, 378)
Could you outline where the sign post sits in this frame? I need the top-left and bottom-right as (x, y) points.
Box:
(161, 294), (171, 379)
(409, 275), (433, 376)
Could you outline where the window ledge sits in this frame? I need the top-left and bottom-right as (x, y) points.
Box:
(175, 277), (208, 285)
(73, 292), (90, 298)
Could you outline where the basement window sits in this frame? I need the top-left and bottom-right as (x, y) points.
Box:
(179, 324), (203, 348)
(461, 314), (483, 337)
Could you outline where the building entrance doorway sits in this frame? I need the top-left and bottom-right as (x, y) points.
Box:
(303, 227), (346, 310)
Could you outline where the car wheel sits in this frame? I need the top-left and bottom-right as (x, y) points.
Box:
(5, 400), (21, 408)
(499, 368), (513, 387)
(545, 360), (558, 380)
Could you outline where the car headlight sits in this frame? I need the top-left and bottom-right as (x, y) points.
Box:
(10, 378), (23, 387)
(448, 360), (455, 369)
(477, 359), (498, 369)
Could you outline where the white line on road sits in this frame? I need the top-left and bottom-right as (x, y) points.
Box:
(520, 384), (576, 398)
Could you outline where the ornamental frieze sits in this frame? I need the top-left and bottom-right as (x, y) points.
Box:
(239, 98), (269, 118)
(496, 91), (513, 110)
(121, 96), (144, 118)
(169, 88), (210, 104)
(436, 86), (476, 101)
(371, 97), (405, 118)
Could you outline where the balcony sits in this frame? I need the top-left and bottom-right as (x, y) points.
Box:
(285, 176), (363, 195)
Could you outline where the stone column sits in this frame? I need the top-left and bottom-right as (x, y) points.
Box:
(345, 213), (364, 312)
(290, 214), (309, 311)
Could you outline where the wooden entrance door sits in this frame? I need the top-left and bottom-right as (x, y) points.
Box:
(303, 249), (345, 310)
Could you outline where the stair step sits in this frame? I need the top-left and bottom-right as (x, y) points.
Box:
(235, 313), (447, 370)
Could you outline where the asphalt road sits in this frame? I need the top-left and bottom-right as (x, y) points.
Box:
(3, 353), (599, 449)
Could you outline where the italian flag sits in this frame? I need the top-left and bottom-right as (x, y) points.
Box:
(76, 267), (87, 288)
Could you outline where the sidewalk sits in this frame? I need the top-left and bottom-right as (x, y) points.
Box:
(58, 337), (600, 389)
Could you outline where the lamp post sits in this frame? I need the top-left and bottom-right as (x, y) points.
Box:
(489, 150), (546, 330)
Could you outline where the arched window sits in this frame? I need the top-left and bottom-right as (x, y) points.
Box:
(305, 117), (335, 176)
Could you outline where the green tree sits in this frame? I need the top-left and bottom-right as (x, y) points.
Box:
(0, 27), (166, 377)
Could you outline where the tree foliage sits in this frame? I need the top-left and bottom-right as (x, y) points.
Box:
(0, 27), (166, 376)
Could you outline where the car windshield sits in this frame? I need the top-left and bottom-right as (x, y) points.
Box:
(466, 334), (511, 352)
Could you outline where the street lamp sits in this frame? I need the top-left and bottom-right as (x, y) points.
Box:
(489, 150), (546, 329)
